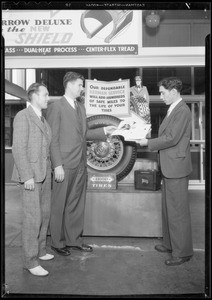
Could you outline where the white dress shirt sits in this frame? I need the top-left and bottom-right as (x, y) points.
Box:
(64, 94), (76, 109)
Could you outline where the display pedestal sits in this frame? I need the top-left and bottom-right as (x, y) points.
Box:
(83, 184), (162, 237)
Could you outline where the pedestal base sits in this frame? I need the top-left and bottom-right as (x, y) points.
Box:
(84, 184), (162, 237)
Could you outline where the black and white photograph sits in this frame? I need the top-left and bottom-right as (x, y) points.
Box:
(1, 1), (211, 298)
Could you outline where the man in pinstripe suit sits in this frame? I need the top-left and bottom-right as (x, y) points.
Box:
(11, 83), (53, 276)
(139, 77), (193, 266)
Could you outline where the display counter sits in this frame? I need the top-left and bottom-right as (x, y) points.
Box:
(84, 184), (162, 237)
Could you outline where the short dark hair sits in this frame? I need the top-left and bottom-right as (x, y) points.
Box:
(27, 83), (47, 101)
(158, 77), (182, 93)
(63, 72), (84, 90)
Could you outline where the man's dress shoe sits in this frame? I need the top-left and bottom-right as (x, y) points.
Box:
(66, 244), (93, 252)
(28, 265), (49, 276)
(39, 253), (54, 261)
(155, 244), (172, 253)
(165, 256), (192, 266)
(51, 246), (71, 256)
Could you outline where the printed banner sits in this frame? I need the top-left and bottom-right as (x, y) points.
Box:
(85, 79), (130, 116)
(4, 45), (137, 56)
(2, 9), (140, 56)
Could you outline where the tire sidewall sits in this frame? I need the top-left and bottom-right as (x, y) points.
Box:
(87, 114), (137, 181)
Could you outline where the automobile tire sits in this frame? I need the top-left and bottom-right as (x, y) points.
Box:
(87, 114), (137, 181)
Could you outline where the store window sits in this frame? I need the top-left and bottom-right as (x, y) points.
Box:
(5, 103), (25, 147)
(4, 66), (205, 145)
(4, 66), (205, 184)
(34, 67), (202, 97)
(91, 68), (138, 86)
(35, 68), (139, 95)
(142, 67), (192, 95)
(149, 103), (167, 138)
(36, 69), (89, 96)
(194, 67), (205, 95)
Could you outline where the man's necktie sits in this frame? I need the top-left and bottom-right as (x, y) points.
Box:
(74, 100), (78, 113)
(41, 116), (45, 123)
(74, 100), (81, 118)
(74, 100), (82, 131)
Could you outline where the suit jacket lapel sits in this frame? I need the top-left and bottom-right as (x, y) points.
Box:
(27, 105), (50, 141)
(159, 101), (185, 135)
(159, 114), (170, 135)
(61, 97), (85, 135)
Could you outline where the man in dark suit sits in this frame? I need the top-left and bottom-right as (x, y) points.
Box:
(46, 72), (116, 256)
(12, 83), (53, 276)
(139, 77), (193, 266)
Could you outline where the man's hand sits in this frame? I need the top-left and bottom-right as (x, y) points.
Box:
(118, 119), (135, 130)
(24, 178), (35, 190)
(138, 138), (148, 146)
(54, 165), (65, 182)
(104, 125), (117, 136)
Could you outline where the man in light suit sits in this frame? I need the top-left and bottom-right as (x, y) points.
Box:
(139, 77), (193, 266)
(12, 83), (53, 276)
(46, 72), (116, 256)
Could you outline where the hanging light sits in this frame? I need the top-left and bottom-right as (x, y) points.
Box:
(145, 11), (160, 28)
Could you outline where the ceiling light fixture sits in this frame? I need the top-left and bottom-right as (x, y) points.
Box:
(145, 11), (160, 28)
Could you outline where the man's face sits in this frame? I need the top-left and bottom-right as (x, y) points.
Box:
(69, 78), (84, 98)
(159, 86), (174, 105)
(34, 86), (49, 110)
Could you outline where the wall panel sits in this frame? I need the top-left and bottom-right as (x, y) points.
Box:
(143, 23), (191, 47)
(143, 19), (210, 47)
(192, 23), (211, 46)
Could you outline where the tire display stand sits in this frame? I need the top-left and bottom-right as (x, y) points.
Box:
(83, 159), (162, 237)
